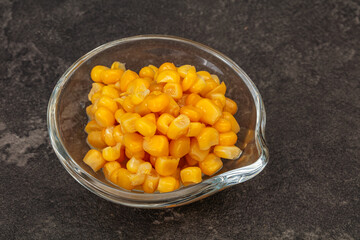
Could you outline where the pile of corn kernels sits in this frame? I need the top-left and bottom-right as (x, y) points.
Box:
(83, 61), (241, 193)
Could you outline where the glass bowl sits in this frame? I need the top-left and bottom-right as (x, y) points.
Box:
(47, 35), (269, 208)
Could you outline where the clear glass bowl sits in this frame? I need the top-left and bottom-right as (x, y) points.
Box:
(47, 35), (269, 208)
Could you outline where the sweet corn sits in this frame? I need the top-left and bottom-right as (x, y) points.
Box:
(111, 61), (126, 71)
(199, 153), (223, 176)
(146, 93), (170, 112)
(222, 112), (240, 133)
(113, 125), (124, 143)
(213, 145), (242, 159)
(163, 83), (183, 99)
(185, 155), (198, 166)
(167, 114), (190, 140)
(129, 173), (146, 186)
(206, 82), (226, 97)
(177, 94), (188, 108)
(114, 108), (125, 123)
(157, 113), (175, 135)
(143, 135), (169, 157)
(101, 85), (119, 99)
(143, 170), (160, 193)
(125, 148), (145, 160)
(91, 65), (109, 83)
(196, 127), (219, 150)
(122, 96), (135, 112)
(213, 118), (232, 133)
(149, 81), (165, 92)
(224, 97), (238, 115)
(97, 96), (118, 113)
(101, 69), (124, 84)
(135, 117), (156, 137)
(177, 65), (194, 78)
(119, 113), (141, 133)
(137, 162), (153, 175)
(189, 75), (206, 93)
(156, 70), (180, 83)
(162, 96), (180, 117)
(219, 131), (238, 146)
(157, 176), (177, 193)
(90, 92), (102, 104)
(186, 93), (202, 106)
(102, 143), (122, 161)
(158, 62), (177, 72)
(85, 120), (102, 133)
(133, 100), (151, 116)
(169, 136), (190, 158)
(139, 66), (155, 79)
(117, 70), (139, 92)
(155, 157), (180, 176)
(199, 79), (218, 97)
(87, 130), (107, 149)
(197, 71), (211, 80)
(103, 161), (121, 180)
(188, 138), (210, 161)
(143, 113), (156, 124)
(115, 168), (134, 190)
(102, 126), (116, 146)
(195, 98), (222, 125)
(208, 93), (226, 109)
(211, 74), (220, 84)
(83, 149), (106, 172)
(182, 67), (197, 91)
(86, 105), (94, 119)
(149, 155), (157, 167)
(123, 133), (143, 153)
(180, 105), (202, 122)
(88, 83), (104, 101)
(126, 78), (150, 93)
(126, 157), (145, 174)
(180, 167), (202, 185)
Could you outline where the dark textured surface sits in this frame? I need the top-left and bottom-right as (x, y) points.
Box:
(1, 0), (359, 239)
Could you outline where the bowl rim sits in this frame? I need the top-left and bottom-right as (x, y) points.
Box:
(47, 34), (269, 208)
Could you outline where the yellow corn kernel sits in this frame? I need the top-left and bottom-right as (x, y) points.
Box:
(156, 69), (180, 84)
(101, 69), (124, 84)
(182, 67), (197, 91)
(213, 145), (242, 159)
(94, 107), (115, 127)
(115, 168), (134, 190)
(170, 167), (181, 179)
(123, 132), (143, 153)
(126, 78), (150, 93)
(158, 62), (177, 72)
(149, 155), (157, 167)
(139, 66), (155, 79)
(116, 70), (139, 92)
(143, 113), (156, 124)
(157, 176), (177, 193)
(211, 74), (220, 84)
(114, 108), (125, 123)
(163, 83), (183, 100)
(143, 170), (160, 193)
(129, 173), (146, 186)
(102, 143), (122, 161)
(146, 93), (170, 112)
(126, 157), (145, 174)
(195, 98), (222, 125)
(121, 96), (135, 112)
(177, 94), (189, 108)
(119, 113), (141, 133)
(133, 99), (151, 116)
(196, 127), (219, 150)
(125, 148), (145, 160)
(213, 118), (232, 133)
(149, 81), (165, 92)
(85, 120), (102, 133)
(103, 161), (121, 180)
(88, 83), (104, 101)
(180, 167), (202, 185)
(197, 70), (212, 80)
(97, 96), (118, 113)
(101, 85), (119, 99)
(91, 65), (109, 83)
(135, 117), (156, 137)
(90, 92), (102, 104)
(169, 136), (190, 158)
(83, 149), (106, 172)
(101, 126), (116, 146)
(148, 64), (158, 73)
(137, 162), (153, 175)
(111, 61), (126, 71)
(167, 114), (190, 140)
(189, 75), (206, 93)
(177, 65), (195, 78)
(162, 96), (180, 117)
(143, 135), (169, 157)
(87, 130), (107, 149)
(113, 125), (124, 143)
(206, 82), (226, 97)
(109, 168), (120, 184)
(185, 155), (198, 166)
(189, 138), (210, 161)
(222, 112), (240, 133)
(199, 153), (223, 176)
(219, 131), (238, 146)
(186, 93), (202, 106)
(157, 113), (175, 135)
(199, 79), (219, 97)
(224, 97), (238, 115)
(86, 105), (94, 119)
(180, 105), (202, 122)
(155, 157), (180, 176)
(208, 93), (226, 109)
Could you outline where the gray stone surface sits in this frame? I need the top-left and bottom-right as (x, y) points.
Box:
(1, 0), (359, 239)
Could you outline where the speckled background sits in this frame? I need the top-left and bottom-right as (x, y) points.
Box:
(1, 0), (359, 239)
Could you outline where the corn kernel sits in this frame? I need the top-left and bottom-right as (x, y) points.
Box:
(189, 75), (206, 93)
(222, 112), (240, 133)
(129, 173), (146, 186)
(137, 162), (153, 175)
(125, 148), (145, 160)
(119, 113), (141, 133)
(126, 157), (145, 174)
(117, 70), (139, 92)
(85, 120), (102, 133)
(185, 155), (198, 166)
(208, 93), (226, 109)
(155, 157), (180, 176)
(206, 81), (226, 97)
(213, 118), (232, 133)
(102, 143), (122, 161)
(186, 93), (202, 106)
(101, 69), (124, 84)
(180, 106), (202, 122)
(146, 93), (170, 112)
(195, 98), (222, 125)
(149, 81), (165, 92)
(180, 167), (202, 185)
(101, 126), (116, 146)
(196, 127), (219, 150)
(156, 69), (180, 83)
(86, 105), (94, 119)
(135, 117), (156, 137)
(123, 133), (143, 153)
(91, 65), (109, 83)
(162, 96), (180, 117)
(214, 145), (242, 159)
(169, 136), (190, 158)
(158, 62), (177, 72)
(157, 113), (175, 135)
(157, 176), (177, 193)
(182, 67), (197, 91)
(167, 114), (190, 140)
(224, 97), (238, 115)
(88, 83), (104, 101)
(122, 96), (135, 112)
(133, 100), (151, 116)
(87, 130), (107, 149)
(143, 113), (156, 124)
(113, 125), (124, 143)
(97, 96), (118, 113)
(143, 170), (160, 193)
(177, 65), (195, 78)
(148, 64), (159, 73)
(210, 74), (220, 84)
(199, 153), (223, 176)
(143, 135), (169, 157)
(101, 85), (119, 99)
(114, 108), (125, 123)
(188, 138), (209, 161)
(163, 83), (183, 100)
(178, 94), (189, 108)
(149, 155), (157, 167)
(139, 66), (155, 79)
(83, 149), (106, 172)
(199, 79), (218, 97)
(111, 61), (126, 71)
(115, 168), (134, 190)
(126, 78), (150, 93)
(90, 92), (102, 104)
(219, 131), (238, 146)
(103, 161), (121, 180)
